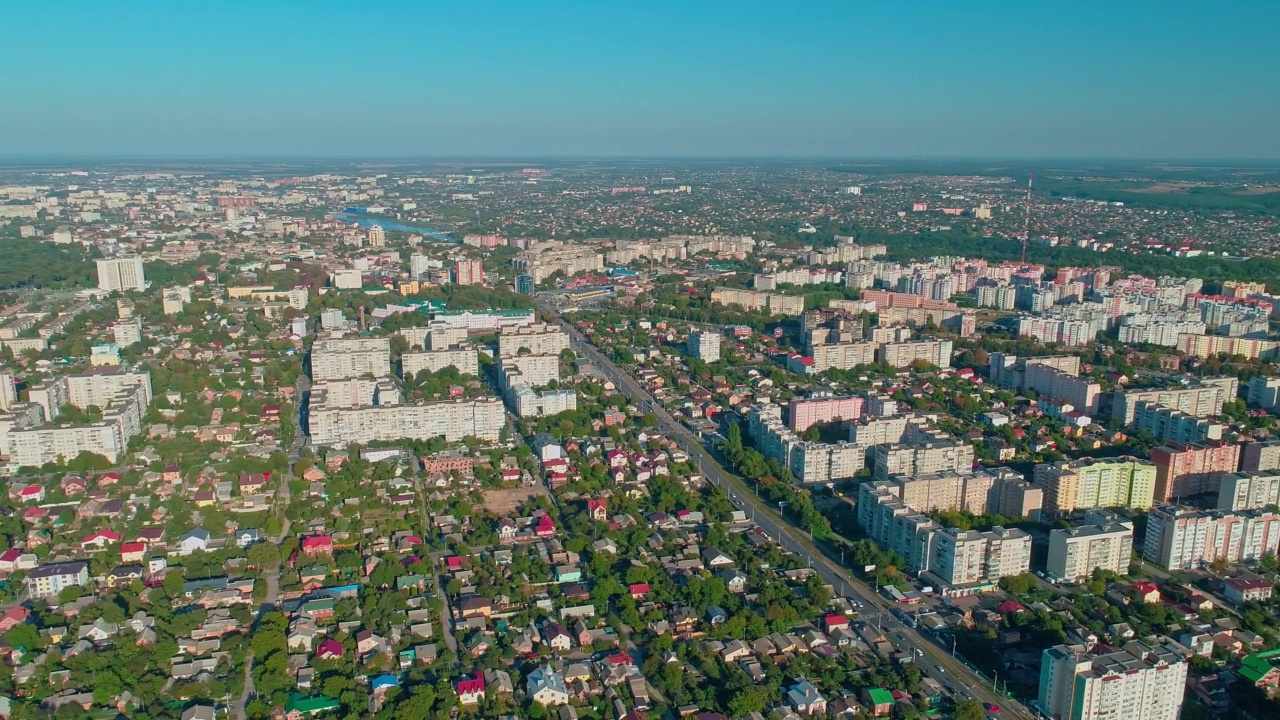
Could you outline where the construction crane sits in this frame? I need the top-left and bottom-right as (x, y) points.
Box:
(1020, 173), (1034, 263)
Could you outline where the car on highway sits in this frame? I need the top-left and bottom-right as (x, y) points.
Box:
(985, 704), (1000, 713)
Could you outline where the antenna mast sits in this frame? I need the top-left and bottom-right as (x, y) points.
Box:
(1020, 172), (1034, 263)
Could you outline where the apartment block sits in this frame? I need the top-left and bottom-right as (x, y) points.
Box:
(1032, 457), (1157, 515)
(9, 382), (149, 465)
(929, 526), (1031, 588)
(0, 371), (15, 412)
(868, 426), (974, 480)
(687, 331), (721, 363)
(1133, 401), (1224, 443)
(1146, 504), (1280, 570)
(789, 442), (865, 485)
(1246, 376), (1280, 411)
(309, 334), (391, 381)
(499, 354), (559, 390)
(1177, 333), (1280, 361)
(499, 353), (576, 419)
(876, 338), (953, 369)
(1150, 441), (1242, 502)
(709, 287), (806, 317)
(1242, 440), (1280, 472)
(453, 259), (484, 286)
(494, 324), (565, 356)
(510, 386), (577, 419)
(1112, 377), (1239, 425)
(309, 385), (504, 447)
(1023, 362), (1101, 415)
(892, 470), (997, 515)
(748, 403), (863, 486)
(96, 257), (146, 292)
(112, 318), (144, 347)
(402, 347), (479, 378)
(788, 395), (864, 433)
(856, 485), (939, 573)
(847, 414), (925, 446)
(424, 325), (469, 350)
(1039, 639), (1188, 720)
(989, 353), (1082, 390)
(27, 561), (91, 600)
(409, 253), (435, 279)
(1046, 511), (1134, 581)
(810, 341), (878, 372)
(989, 472), (1045, 519)
(514, 241), (604, 283)
(331, 268), (363, 289)
(1217, 471), (1280, 511)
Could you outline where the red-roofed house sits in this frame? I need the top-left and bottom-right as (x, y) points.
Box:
(0, 606), (29, 633)
(456, 671), (486, 705)
(18, 485), (44, 503)
(121, 542), (147, 563)
(535, 515), (556, 538)
(96, 472), (122, 487)
(1133, 581), (1161, 604)
(629, 583), (650, 600)
(997, 600), (1027, 615)
(301, 535), (335, 557)
(316, 638), (344, 660)
(0, 548), (22, 573)
(1224, 576), (1274, 605)
(606, 449), (628, 469)
(823, 614), (850, 633)
(82, 529), (124, 550)
(586, 499), (608, 522)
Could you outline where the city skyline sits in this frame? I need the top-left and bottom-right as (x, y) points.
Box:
(2, 1), (1279, 159)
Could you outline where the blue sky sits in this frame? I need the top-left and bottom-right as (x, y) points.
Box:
(2, 1), (1277, 158)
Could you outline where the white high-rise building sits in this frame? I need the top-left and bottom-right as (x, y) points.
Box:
(112, 318), (144, 347)
(96, 257), (146, 292)
(498, 324), (569, 358)
(688, 331), (721, 362)
(0, 371), (16, 411)
(410, 254), (434, 279)
(1039, 638), (1188, 720)
(1144, 504), (1280, 570)
(309, 334), (391, 381)
(367, 225), (386, 247)
(1046, 511), (1134, 581)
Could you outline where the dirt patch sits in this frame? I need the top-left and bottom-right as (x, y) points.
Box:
(482, 485), (549, 515)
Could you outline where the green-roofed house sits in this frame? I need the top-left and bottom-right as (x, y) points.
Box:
(285, 694), (341, 719)
(300, 598), (335, 621)
(1239, 654), (1280, 691)
(863, 688), (895, 717)
(396, 574), (426, 592)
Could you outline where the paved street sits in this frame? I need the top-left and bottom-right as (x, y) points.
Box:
(555, 314), (1033, 720)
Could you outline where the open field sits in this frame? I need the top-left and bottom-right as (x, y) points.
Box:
(482, 485), (549, 515)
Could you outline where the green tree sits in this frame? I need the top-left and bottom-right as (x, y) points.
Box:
(955, 699), (986, 720)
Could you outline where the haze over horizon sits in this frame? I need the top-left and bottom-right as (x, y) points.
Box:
(3, 1), (1278, 160)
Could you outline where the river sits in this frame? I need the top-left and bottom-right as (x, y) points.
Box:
(329, 212), (457, 242)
